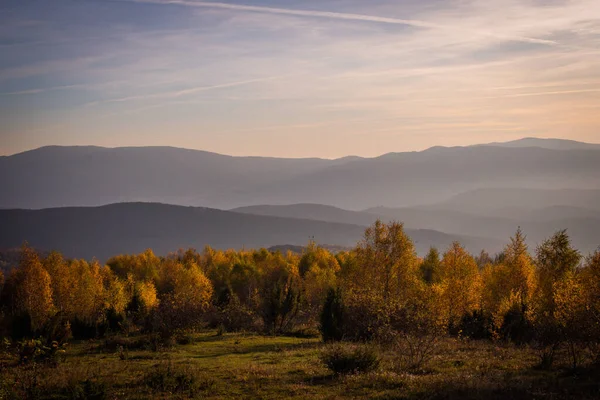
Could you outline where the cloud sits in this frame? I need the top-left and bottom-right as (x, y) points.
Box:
(124, 0), (559, 46)
(485, 88), (600, 99)
(2, 0), (600, 156)
(85, 74), (294, 106)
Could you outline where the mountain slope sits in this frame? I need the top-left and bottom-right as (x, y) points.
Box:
(0, 146), (343, 209)
(368, 205), (600, 255)
(0, 203), (502, 261)
(246, 146), (600, 209)
(482, 137), (600, 150)
(232, 203), (379, 226)
(430, 188), (600, 214)
(232, 203), (600, 255)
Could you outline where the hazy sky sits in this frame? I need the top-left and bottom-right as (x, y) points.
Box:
(1, 0), (600, 158)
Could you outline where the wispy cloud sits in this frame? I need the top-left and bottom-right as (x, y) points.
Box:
(85, 74), (294, 106)
(124, 0), (559, 46)
(484, 88), (600, 99)
(1, 0), (599, 157)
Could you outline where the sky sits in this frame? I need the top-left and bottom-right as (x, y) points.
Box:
(1, 0), (600, 158)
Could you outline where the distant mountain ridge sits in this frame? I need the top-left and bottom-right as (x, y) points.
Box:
(2, 138), (599, 210)
(481, 137), (600, 150)
(0, 203), (504, 262)
(234, 198), (600, 255)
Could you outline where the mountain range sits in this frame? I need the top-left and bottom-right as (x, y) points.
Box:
(1, 137), (599, 260)
(1, 137), (599, 210)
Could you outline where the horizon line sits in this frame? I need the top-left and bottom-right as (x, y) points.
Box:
(2, 136), (599, 159)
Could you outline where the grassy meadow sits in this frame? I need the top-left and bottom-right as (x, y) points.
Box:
(2, 331), (599, 400)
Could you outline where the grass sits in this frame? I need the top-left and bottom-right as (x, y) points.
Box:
(1, 332), (599, 399)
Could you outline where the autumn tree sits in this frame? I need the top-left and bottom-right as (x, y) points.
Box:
(153, 259), (213, 334)
(481, 228), (536, 341)
(435, 242), (481, 330)
(299, 241), (340, 323)
(15, 245), (55, 332)
(420, 247), (440, 284)
(579, 249), (600, 362)
(351, 220), (420, 304)
(336, 221), (423, 341)
(553, 248), (600, 368)
(43, 251), (76, 317)
(261, 257), (302, 334)
(107, 249), (161, 282)
(531, 230), (581, 368)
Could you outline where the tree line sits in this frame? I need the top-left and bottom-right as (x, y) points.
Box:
(0, 221), (599, 369)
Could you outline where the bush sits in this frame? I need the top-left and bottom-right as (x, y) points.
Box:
(500, 305), (534, 344)
(43, 314), (72, 345)
(175, 334), (193, 345)
(216, 296), (260, 333)
(457, 310), (492, 340)
(17, 338), (67, 365)
(341, 291), (389, 341)
(320, 343), (380, 375)
(105, 307), (126, 334)
(143, 361), (213, 396)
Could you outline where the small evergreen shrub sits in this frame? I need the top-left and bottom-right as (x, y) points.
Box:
(320, 288), (345, 342)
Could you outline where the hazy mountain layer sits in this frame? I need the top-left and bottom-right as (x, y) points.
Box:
(0, 203), (502, 262)
(235, 201), (600, 255)
(2, 138), (599, 210)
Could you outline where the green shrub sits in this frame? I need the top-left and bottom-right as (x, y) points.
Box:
(143, 361), (209, 396)
(18, 338), (67, 365)
(320, 343), (380, 375)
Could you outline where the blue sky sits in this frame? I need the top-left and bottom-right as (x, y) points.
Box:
(1, 0), (600, 157)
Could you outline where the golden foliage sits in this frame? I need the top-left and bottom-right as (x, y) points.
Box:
(16, 244), (55, 330)
(436, 242), (481, 327)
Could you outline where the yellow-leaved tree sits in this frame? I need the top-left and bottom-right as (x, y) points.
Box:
(43, 251), (77, 317)
(153, 259), (213, 333)
(481, 228), (536, 341)
(554, 248), (600, 367)
(531, 230), (581, 369)
(435, 242), (481, 331)
(101, 266), (128, 315)
(352, 220), (420, 305)
(299, 241), (340, 323)
(16, 244), (54, 331)
(69, 260), (105, 324)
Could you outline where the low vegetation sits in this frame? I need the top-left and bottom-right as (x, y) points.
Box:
(1, 221), (599, 398)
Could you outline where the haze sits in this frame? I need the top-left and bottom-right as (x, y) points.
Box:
(2, 0), (600, 158)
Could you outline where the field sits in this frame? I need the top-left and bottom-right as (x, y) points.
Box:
(2, 332), (599, 400)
